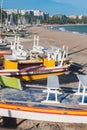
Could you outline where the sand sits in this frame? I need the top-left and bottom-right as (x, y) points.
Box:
(1, 25), (87, 130)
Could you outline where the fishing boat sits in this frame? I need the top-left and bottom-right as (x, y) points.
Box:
(0, 35), (71, 81)
(0, 48), (11, 56)
(0, 74), (87, 123)
(0, 35), (11, 56)
(0, 56), (70, 81)
(0, 38), (7, 47)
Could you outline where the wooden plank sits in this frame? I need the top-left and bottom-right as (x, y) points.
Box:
(0, 75), (22, 90)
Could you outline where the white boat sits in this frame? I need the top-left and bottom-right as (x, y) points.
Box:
(0, 75), (87, 123)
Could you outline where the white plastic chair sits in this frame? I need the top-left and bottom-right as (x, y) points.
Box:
(75, 74), (87, 105)
(42, 75), (62, 103)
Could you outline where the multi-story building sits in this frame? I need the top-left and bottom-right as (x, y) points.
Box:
(5, 9), (49, 20)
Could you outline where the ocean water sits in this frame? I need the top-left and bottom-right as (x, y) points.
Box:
(48, 24), (87, 34)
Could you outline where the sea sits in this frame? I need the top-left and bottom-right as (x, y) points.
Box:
(47, 24), (87, 35)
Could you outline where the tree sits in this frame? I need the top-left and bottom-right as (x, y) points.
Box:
(0, 7), (7, 24)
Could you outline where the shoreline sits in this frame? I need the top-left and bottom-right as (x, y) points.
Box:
(46, 24), (87, 35)
(28, 25), (87, 51)
(44, 23), (87, 28)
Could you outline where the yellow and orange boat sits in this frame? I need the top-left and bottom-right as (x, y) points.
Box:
(0, 36), (71, 81)
(0, 54), (71, 81)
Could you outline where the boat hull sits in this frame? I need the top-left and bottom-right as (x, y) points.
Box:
(0, 103), (87, 123)
(0, 71), (64, 81)
(0, 50), (11, 56)
(0, 65), (68, 81)
(0, 82), (87, 124)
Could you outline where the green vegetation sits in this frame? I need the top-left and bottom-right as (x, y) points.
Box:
(41, 15), (87, 24)
(0, 8), (7, 23)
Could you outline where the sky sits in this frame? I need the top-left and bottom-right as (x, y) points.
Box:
(1, 0), (87, 16)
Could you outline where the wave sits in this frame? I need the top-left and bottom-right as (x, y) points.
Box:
(72, 31), (79, 34)
(58, 27), (66, 32)
(47, 25), (87, 35)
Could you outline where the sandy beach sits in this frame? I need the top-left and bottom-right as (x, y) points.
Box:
(0, 25), (87, 130)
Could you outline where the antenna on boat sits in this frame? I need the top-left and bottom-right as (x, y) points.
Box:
(0, 0), (3, 36)
(34, 35), (36, 47)
(37, 35), (39, 46)
(33, 35), (39, 47)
